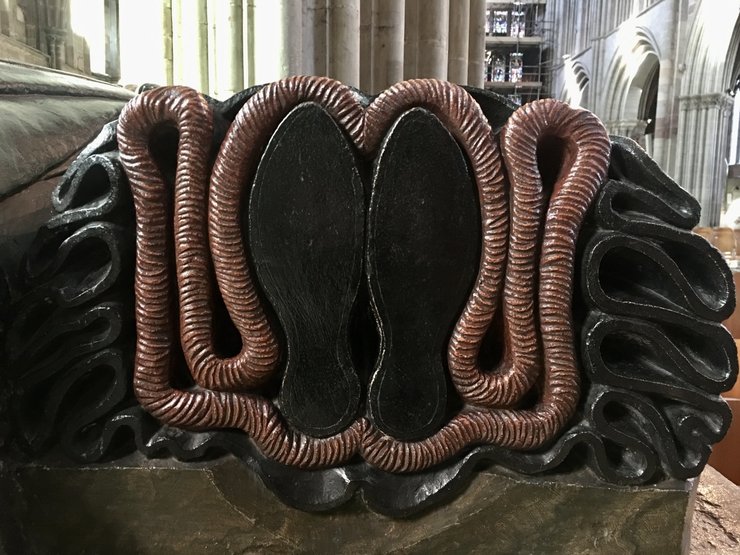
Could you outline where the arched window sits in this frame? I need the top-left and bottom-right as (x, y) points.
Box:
(728, 70), (740, 167)
(637, 62), (659, 157)
(15, 4), (27, 45)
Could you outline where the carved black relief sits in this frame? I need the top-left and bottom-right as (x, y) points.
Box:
(0, 83), (735, 518)
(249, 102), (364, 437)
(367, 107), (479, 441)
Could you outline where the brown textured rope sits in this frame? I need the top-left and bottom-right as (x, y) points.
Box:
(447, 99), (611, 409)
(118, 82), (367, 468)
(363, 97), (610, 472)
(118, 76), (609, 472)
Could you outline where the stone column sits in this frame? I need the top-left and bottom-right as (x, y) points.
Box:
(328, 0), (360, 87)
(46, 28), (66, 69)
(652, 61), (674, 171)
(675, 98), (696, 199)
(676, 94), (734, 226)
(243, 0), (255, 86)
(360, 0), (373, 92)
(372, 0), (404, 92)
(416, 0), (448, 80)
(448, 0), (469, 85)
(302, 0), (318, 76)
(205, 0), (217, 93)
(163, 0), (174, 85)
(1, 0), (19, 39)
(174, 0), (208, 92)
(104, 0), (121, 81)
(467, 0), (485, 87)
(253, 0), (302, 84)
(403, 0), (418, 79)
(704, 95), (734, 226)
(210, 0), (243, 98)
(651, 0), (678, 171)
(284, 0), (303, 76)
(44, 0), (69, 69)
(305, 0), (328, 77)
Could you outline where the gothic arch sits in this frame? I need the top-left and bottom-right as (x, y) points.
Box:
(674, 1), (740, 225)
(603, 25), (660, 130)
(681, 1), (740, 98)
(560, 60), (591, 108)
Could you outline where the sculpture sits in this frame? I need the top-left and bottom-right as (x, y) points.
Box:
(1, 76), (735, 516)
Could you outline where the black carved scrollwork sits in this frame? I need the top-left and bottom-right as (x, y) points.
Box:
(3, 122), (137, 461)
(575, 135), (736, 483)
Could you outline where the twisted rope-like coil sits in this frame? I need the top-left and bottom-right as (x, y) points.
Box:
(363, 97), (610, 472)
(118, 82), (367, 468)
(118, 76), (609, 472)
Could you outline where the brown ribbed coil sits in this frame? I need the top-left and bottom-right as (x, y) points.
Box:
(117, 76), (610, 472)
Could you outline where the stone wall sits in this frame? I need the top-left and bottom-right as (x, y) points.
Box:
(0, 32), (47, 65)
(549, 0), (740, 226)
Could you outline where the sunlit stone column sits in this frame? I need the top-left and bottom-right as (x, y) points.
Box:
(372, 0), (404, 92)
(209, 0), (243, 98)
(302, 0), (321, 76)
(448, 0), (469, 85)
(284, 0), (303, 76)
(163, 0), (173, 84)
(467, 0), (485, 87)
(652, 59), (674, 170)
(416, 0), (448, 80)
(328, 0), (360, 87)
(173, 0), (208, 92)
(648, 0), (677, 171)
(253, 0), (301, 84)
(304, 0), (328, 77)
(360, 0), (373, 91)
(403, 0), (418, 79)
(243, 0), (255, 85)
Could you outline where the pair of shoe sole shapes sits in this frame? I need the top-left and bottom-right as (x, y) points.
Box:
(117, 76), (611, 472)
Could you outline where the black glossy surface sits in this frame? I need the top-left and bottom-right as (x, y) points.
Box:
(366, 108), (479, 440)
(249, 103), (363, 437)
(0, 61), (132, 198)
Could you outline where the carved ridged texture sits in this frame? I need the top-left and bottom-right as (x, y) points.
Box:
(365, 98), (611, 472)
(118, 82), (367, 468)
(117, 77), (609, 472)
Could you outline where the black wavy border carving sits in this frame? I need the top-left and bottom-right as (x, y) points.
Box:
(0, 89), (735, 517)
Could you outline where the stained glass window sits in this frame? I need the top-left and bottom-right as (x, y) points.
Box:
(493, 11), (508, 35)
(510, 10), (525, 38)
(494, 55), (506, 82)
(485, 8), (494, 35)
(508, 94), (522, 106)
(510, 53), (523, 83)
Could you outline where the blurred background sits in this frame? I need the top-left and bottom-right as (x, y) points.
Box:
(2, 0), (740, 229)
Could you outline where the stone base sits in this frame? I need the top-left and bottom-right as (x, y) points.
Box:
(0, 456), (697, 554)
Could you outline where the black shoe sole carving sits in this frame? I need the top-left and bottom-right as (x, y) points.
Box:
(366, 108), (480, 441)
(248, 103), (363, 437)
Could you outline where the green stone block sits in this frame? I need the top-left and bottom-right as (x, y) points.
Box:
(0, 457), (697, 554)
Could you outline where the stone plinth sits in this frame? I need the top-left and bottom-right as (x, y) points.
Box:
(0, 456), (697, 554)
